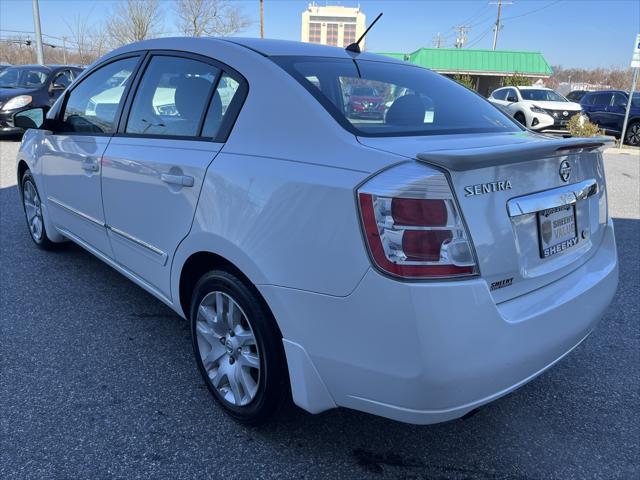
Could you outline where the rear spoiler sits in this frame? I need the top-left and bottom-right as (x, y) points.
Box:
(416, 136), (613, 172)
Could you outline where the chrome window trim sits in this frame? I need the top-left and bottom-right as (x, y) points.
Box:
(507, 179), (598, 217)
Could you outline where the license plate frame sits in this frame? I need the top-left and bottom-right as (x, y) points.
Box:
(537, 204), (579, 258)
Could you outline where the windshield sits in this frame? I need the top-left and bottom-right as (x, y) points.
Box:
(274, 57), (521, 137)
(0, 67), (48, 88)
(519, 89), (567, 102)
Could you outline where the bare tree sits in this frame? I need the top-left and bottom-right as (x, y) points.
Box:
(175, 0), (250, 37)
(65, 13), (95, 64)
(107, 0), (164, 46)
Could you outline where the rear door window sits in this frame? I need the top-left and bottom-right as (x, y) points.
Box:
(126, 56), (220, 137)
(594, 93), (613, 106)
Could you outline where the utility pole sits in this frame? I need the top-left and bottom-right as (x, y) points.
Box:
(260, 0), (264, 38)
(490, 0), (512, 51)
(31, 0), (45, 64)
(61, 35), (67, 64)
(454, 25), (469, 48)
(432, 33), (444, 48)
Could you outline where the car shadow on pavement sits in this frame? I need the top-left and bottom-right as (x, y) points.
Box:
(2, 180), (638, 480)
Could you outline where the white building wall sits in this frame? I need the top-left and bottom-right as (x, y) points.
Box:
(301, 3), (367, 49)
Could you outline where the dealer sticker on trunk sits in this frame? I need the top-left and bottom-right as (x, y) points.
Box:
(537, 204), (579, 258)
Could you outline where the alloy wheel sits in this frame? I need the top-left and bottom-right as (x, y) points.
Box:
(626, 123), (640, 146)
(22, 179), (44, 242)
(195, 291), (261, 406)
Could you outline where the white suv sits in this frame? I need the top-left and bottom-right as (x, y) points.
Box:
(489, 86), (582, 133)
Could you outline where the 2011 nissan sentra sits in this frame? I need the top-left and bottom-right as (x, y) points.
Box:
(14, 37), (618, 425)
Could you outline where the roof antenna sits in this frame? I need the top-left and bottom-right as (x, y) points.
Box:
(346, 12), (382, 54)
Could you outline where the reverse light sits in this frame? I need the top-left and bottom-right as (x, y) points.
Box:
(2, 95), (32, 111)
(357, 162), (478, 279)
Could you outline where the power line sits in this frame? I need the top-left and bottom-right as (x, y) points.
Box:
(466, 25), (494, 49)
(502, 0), (563, 21)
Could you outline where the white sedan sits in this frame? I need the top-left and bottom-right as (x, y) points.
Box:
(489, 86), (583, 133)
(15, 38), (617, 425)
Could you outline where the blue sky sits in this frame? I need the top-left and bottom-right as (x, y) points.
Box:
(1, 0), (638, 68)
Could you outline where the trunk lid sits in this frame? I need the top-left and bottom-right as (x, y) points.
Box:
(359, 132), (612, 302)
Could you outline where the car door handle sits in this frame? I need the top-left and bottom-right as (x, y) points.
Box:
(160, 173), (194, 187)
(81, 159), (99, 172)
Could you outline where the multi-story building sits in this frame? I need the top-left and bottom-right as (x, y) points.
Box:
(301, 3), (367, 49)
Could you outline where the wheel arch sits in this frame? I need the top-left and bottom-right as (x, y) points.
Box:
(17, 159), (29, 185)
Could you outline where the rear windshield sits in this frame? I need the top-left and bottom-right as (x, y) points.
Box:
(274, 56), (521, 137)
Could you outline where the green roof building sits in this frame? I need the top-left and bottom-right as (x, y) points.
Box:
(377, 48), (553, 96)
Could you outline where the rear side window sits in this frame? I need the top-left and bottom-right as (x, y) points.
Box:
(201, 73), (241, 138)
(491, 89), (507, 100)
(274, 56), (520, 137)
(126, 56), (220, 137)
(611, 92), (627, 107)
(62, 57), (138, 134)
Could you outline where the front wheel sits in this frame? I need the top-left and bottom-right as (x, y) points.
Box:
(514, 112), (526, 127)
(190, 270), (288, 424)
(21, 171), (54, 249)
(624, 121), (640, 146)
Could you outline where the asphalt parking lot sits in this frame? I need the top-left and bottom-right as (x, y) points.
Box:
(1, 139), (638, 480)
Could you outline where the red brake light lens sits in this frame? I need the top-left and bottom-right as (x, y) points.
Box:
(357, 162), (477, 279)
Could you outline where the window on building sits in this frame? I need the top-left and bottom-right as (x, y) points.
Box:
(309, 23), (321, 44)
(343, 23), (356, 47)
(326, 23), (339, 46)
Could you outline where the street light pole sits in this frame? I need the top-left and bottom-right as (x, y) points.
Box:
(31, 0), (45, 64)
(619, 67), (638, 149)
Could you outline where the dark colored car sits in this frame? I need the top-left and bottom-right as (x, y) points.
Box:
(580, 90), (640, 146)
(566, 90), (588, 103)
(346, 86), (386, 119)
(0, 64), (83, 135)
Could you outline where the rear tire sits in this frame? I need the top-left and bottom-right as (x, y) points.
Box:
(20, 170), (55, 250)
(624, 121), (640, 146)
(190, 270), (287, 425)
(514, 112), (526, 127)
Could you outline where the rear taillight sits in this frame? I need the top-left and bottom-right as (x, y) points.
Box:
(357, 162), (477, 279)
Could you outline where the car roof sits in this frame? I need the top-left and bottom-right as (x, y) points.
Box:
(517, 86), (551, 90)
(113, 37), (406, 65)
(583, 90), (627, 96)
(3, 64), (81, 70)
(220, 37), (402, 62)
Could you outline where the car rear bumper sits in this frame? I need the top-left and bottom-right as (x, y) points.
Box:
(261, 219), (618, 424)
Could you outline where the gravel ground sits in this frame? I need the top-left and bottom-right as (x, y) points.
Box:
(1, 139), (638, 479)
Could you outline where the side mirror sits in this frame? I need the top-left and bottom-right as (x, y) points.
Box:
(50, 83), (67, 93)
(14, 107), (47, 130)
(507, 96), (518, 103)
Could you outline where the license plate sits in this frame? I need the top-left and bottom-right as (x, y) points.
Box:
(537, 204), (578, 258)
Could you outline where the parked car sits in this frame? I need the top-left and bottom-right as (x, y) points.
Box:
(566, 90), (588, 103)
(488, 86), (582, 133)
(580, 90), (640, 146)
(0, 64), (83, 135)
(345, 85), (386, 119)
(15, 38), (617, 425)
